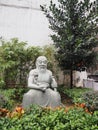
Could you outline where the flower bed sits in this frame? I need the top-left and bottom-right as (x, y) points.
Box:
(0, 87), (98, 129)
(0, 104), (98, 130)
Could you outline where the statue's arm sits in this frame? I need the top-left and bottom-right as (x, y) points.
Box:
(28, 75), (38, 89)
(28, 70), (40, 90)
(28, 70), (49, 91)
(50, 71), (57, 91)
(51, 77), (57, 91)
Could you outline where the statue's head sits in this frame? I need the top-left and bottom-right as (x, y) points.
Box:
(36, 56), (47, 72)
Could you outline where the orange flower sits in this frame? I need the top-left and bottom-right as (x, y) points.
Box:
(44, 106), (62, 111)
(10, 111), (18, 118)
(75, 103), (79, 107)
(80, 103), (85, 108)
(7, 112), (12, 118)
(15, 106), (24, 114)
(64, 106), (74, 113)
(7, 106), (25, 118)
(53, 106), (62, 111)
(85, 108), (89, 113)
(0, 108), (9, 117)
(44, 107), (52, 110)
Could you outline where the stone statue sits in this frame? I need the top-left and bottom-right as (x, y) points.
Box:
(22, 56), (61, 108)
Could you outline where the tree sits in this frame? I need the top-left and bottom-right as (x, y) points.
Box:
(0, 38), (42, 88)
(41, 0), (98, 88)
(42, 45), (60, 81)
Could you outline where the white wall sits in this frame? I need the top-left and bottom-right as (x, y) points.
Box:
(0, 0), (95, 46)
(0, 0), (57, 46)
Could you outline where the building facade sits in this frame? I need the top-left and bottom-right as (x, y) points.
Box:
(0, 0), (57, 46)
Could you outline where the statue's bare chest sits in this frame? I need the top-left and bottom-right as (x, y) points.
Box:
(37, 72), (50, 83)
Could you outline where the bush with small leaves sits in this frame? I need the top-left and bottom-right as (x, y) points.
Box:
(82, 91), (98, 112)
(0, 94), (8, 108)
(0, 105), (98, 130)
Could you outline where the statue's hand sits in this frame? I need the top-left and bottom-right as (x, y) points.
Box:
(54, 88), (57, 92)
(39, 83), (49, 88)
(39, 83), (49, 92)
(41, 87), (47, 92)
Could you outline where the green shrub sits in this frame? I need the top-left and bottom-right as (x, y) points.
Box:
(0, 38), (42, 88)
(82, 91), (98, 112)
(0, 106), (98, 130)
(0, 94), (8, 108)
(63, 87), (91, 104)
(0, 79), (5, 89)
(0, 88), (28, 110)
(10, 88), (29, 102)
(0, 89), (17, 109)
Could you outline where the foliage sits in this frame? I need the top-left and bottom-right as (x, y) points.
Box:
(0, 94), (8, 108)
(42, 45), (60, 80)
(0, 38), (61, 88)
(82, 91), (98, 112)
(0, 89), (17, 109)
(42, 45), (56, 72)
(41, 0), (98, 88)
(61, 87), (91, 103)
(0, 38), (60, 88)
(0, 38), (42, 88)
(0, 88), (29, 110)
(0, 105), (98, 130)
(10, 88), (29, 102)
(0, 88), (98, 129)
(0, 78), (5, 89)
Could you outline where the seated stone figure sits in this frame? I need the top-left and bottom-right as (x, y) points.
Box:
(22, 56), (61, 108)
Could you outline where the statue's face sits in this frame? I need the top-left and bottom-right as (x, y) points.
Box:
(36, 56), (47, 71)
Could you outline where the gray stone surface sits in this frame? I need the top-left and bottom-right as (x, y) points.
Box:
(22, 56), (61, 108)
(83, 79), (98, 91)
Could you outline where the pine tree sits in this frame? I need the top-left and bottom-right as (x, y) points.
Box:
(41, 0), (98, 88)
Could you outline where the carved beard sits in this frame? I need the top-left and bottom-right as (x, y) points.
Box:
(38, 66), (47, 73)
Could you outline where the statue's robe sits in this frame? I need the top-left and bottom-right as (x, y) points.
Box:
(22, 69), (61, 108)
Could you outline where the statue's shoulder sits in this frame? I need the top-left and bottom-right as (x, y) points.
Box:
(29, 69), (38, 76)
(47, 69), (52, 75)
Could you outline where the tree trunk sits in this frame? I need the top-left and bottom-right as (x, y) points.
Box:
(70, 69), (73, 89)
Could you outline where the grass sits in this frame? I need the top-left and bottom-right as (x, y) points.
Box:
(59, 86), (92, 104)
